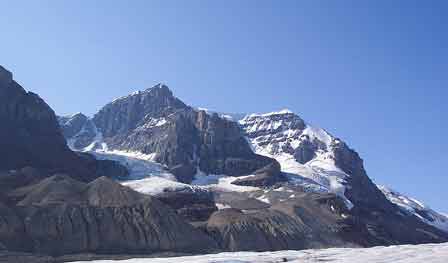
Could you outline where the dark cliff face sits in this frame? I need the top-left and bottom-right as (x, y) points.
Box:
(93, 84), (188, 138)
(0, 66), (128, 182)
(0, 66), (92, 180)
(331, 141), (395, 212)
(92, 84), (279, 183)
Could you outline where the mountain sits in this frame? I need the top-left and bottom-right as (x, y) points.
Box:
(238, 110), (448, 234)
(239, 109), (390, 209)
(0, 66), (216, 258)
(1, 64), (447, 260)
(60, 83), (448, 248)
(61, 84), (281, 184)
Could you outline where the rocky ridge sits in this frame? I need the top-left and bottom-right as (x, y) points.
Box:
(61, 84), (280, 184)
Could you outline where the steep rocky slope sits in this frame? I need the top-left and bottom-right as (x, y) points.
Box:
(0, 66), (125, 182)
(61, 84), (280, 184)
(0, 175), (217, 256)
(0, 66), (85, 179)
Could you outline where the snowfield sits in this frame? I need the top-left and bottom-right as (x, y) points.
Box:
(70, 242), (448, 263)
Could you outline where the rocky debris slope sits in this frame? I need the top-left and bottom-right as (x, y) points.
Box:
(205, 191), (357, 252)
(206, 189), (448, 251)
(0, 175), (217, 256)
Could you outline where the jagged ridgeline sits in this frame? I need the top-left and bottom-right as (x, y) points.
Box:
(1, 65), (447, 261)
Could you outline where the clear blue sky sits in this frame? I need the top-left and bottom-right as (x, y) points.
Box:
(1, 1), (447, 212)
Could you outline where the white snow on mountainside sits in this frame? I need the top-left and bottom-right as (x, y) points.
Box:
(379, 185), (448, 232)
(64, 117), (263, 195)
(70, 242), (448, 263)
(239, 109), (353, 208)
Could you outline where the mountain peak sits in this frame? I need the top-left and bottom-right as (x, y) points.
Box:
(145, 82), (174, 98)
(110, 83), (174, 105)
(0, 65), (13, 84)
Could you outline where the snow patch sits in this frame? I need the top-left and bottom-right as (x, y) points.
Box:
(191, 170), (260, 193)
(122, 177), (198, 196)
(216, 203), (232, 210)
(92, 150), (171, 181)
(244, 108), (293, 119)
(301, 125), (333, 148)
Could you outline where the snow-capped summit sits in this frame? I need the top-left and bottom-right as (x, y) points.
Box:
(239, 110), (352, 206)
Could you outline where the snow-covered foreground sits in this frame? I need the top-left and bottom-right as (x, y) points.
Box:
(71, 243), (448, 263)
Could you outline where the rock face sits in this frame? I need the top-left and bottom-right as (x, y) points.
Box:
(0, 66), (75, 173)
(331, 141), (394, 211)
(0, 175), (217, 256)
(62, 84), (280, 183)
